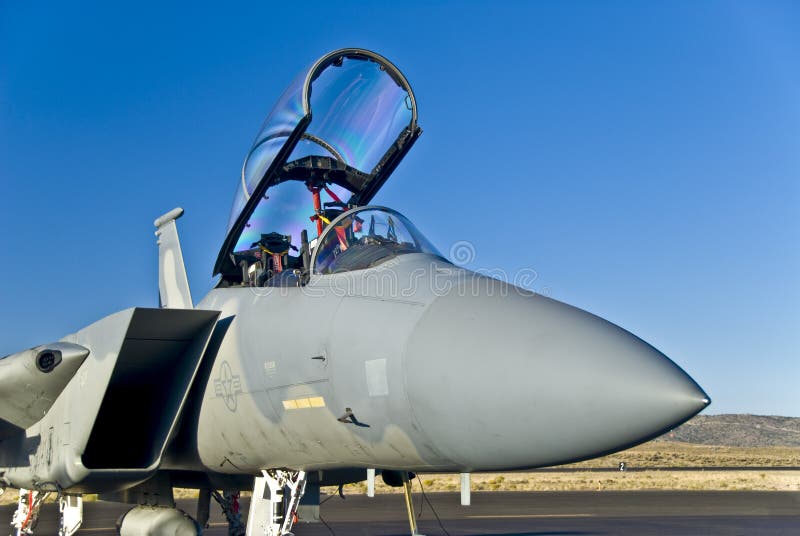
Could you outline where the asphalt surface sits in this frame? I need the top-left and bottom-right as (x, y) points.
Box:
(531, 466), (800, 472)
(2, 491), (798, 535)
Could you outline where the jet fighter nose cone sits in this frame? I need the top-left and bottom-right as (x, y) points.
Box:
(621, 348), (710, 429)
(403, 276), (709, 471)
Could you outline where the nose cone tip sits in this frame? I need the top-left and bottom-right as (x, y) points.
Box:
(688, 394), (710, 419)
(671, 389), (710, 428)
(647, 359), (710, 427)
(698, 394), (711, 413)
(684, 373), (711, 407)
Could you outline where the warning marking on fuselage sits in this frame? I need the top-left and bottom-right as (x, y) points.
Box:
(283, 396), (326, 410)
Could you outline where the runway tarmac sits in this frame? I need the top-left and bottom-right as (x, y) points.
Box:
(2, 490), (798, 535)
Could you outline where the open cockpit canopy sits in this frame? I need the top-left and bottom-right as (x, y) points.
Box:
(216, 48), (421, 278)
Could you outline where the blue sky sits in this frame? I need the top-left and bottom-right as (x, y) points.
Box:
(1, 1), (797, 416)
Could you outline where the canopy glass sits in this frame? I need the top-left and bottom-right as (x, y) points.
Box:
(217, 49), (420, 278)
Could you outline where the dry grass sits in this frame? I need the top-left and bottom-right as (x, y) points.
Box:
(327, 470), (799, 495)
(1, 443), (797, 505)
(321, 442), (800, 495)
(565, 441), (800, 469)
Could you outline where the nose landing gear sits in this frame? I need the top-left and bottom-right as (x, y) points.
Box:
(10, 489), (80, 536)
(246, 470), (307, 536)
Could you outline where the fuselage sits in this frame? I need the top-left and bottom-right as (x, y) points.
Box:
(0, 241), (709, 493)
(191, 252), (708, 474)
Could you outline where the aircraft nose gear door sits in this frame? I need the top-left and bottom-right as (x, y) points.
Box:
(58, 495), (83, 536)
(246, 470), (307, 536)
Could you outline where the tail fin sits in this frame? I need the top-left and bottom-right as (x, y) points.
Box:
(154, 208), (193, 309)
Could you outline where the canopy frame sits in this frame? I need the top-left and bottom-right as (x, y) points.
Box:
(214, 48), (421, 276)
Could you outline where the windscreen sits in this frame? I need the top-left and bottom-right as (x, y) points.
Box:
(314, 207), (442, 274)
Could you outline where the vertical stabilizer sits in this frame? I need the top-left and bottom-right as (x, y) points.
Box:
(154, 207), (193, 309)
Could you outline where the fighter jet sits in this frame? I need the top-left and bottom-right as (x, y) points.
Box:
(0, 48), (709, 536)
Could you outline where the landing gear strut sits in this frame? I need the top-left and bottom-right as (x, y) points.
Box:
(10, 489), (47, 536)
(211, 490), (246, 536)
(10, 489), (83, 536)
(401, 472), (425, 536)
(246, 470), (307, 536)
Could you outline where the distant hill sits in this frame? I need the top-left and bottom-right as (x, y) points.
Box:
(656, 414), (800, 448)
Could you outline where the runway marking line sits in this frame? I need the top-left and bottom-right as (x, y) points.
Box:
(467, 514), (595, 519)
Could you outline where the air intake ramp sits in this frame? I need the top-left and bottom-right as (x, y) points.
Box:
(0, 307), (219, 493)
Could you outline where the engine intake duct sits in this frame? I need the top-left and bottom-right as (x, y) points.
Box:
(82, 308), (219, 471)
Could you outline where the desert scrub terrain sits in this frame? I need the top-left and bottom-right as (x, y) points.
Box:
(327, 470), (799, 495)
(562, 441), (800, 469)
(660, 415), (800, 447)
(1, 443), (797, 505)
(321, 441), (800, 495)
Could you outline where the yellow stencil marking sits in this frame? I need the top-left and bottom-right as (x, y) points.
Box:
(282, 396), (326, 410)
